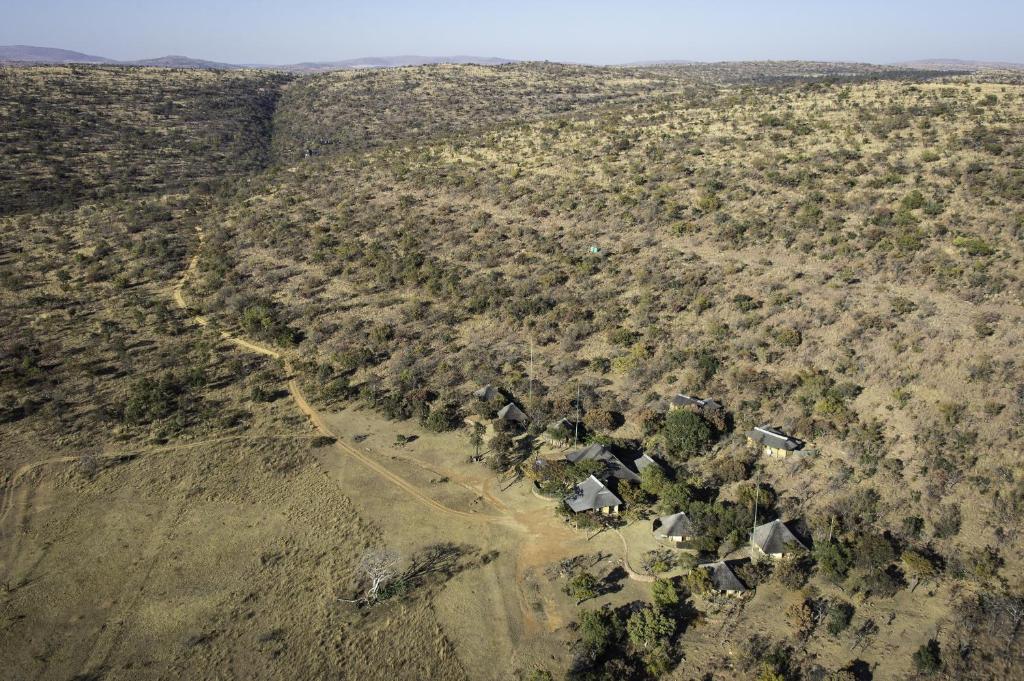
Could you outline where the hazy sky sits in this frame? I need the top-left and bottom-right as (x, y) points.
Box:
(4, 0), (1023, 65)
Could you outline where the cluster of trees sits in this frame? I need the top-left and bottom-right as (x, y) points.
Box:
(1, 66), (289, 214)
(566, 578), (685, 680)
(270, 63), (689, 162)
(122, 370), (202, 427)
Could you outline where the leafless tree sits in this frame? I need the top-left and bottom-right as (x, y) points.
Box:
(359, 548), (400, 602)
(993, 592), (1024, 644)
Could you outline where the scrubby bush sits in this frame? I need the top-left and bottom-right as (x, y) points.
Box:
(662, 409), (713, 461)
(774, 552), (813, 589)
(564, 571), (601, 605)
(826, 600), (854, 636)
(913, 639), (942, 675)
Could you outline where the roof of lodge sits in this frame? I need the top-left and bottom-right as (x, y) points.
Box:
(671, 394), (724, 410)
(655, 511), (694, 538)
(473, 384), (502, 401)
(565, 443), (640, 482)
(746, 425), (801, 451)
(752, 519), (807, 554)
(566, 475), (623, 512)
(496, 402), (528, 422)
(703, 561), (748, 592)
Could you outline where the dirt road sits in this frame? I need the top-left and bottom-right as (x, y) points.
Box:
(161, 228), (664, 675)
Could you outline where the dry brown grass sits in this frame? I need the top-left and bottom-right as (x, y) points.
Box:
(3, 62), (1024, 680)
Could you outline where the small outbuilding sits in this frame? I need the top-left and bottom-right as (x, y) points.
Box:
(565, 475), (622, 515)
(670, 394), (706, 410)
(746, 425), (802, 458)
(670, 393), (726, 428)
(473, 384), (502, 402)
(751, 519), (807, 559)
(496, 402), (529, 425)
(702, 560), (748, 595)
(654, 511), (695, 544)
(669, 394), (724, 412)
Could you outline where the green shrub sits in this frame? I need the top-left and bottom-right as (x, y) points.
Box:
(651, 578), (680, 610)
(826, 601), (854, 636)
(813, 540), (853, 580)
(422, 401), (460, 432)
(733, 294), (762, 312)
(953, 235), (995, 257)
(123, 373), (186, 425)
(563, 571), (600, 604)
(662, 409), (713, 461)
(626, 606), (675, 650)
(773, 327), (802, 347)
(913, 639), (942, 675)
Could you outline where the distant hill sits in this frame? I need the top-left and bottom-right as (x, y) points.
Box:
(277, 55), (516, 72)
(128, 55), (243, 70)
(895, 58), (1024, 71)
(617, 59), (698, 67)
(6, 45), (1020, 74)
(0, 45), (514, 71)
(0, 44), (114, 64)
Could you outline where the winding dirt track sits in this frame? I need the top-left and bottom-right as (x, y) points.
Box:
(174, 231), (506, 524)
(171, 229), (655, 592)
(0, 226), (649, 681)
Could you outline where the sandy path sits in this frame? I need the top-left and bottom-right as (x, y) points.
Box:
(290, 375), (505, 522)
(162, 226), (663, 674)
(172, 227), (657, 585)
(173, 228), (508, 525)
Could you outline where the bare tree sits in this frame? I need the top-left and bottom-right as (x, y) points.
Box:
(359, 549), (400, 602)
(993, 592), (1024, 645)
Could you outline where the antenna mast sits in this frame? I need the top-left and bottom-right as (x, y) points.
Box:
(574, 379), (581, 448)
(528, 339), (534, 416)
(751, 469), (760, 560)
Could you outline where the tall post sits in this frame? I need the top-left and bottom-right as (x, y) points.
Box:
(751, 469), (760, 560)
(528, 339), (534, 416)
(574, 379), (581, 448)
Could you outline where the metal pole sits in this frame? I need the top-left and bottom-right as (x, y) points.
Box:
(528, 339), (533, 415)
(574, 379), (581, 448)
(751, 470), (760, 560)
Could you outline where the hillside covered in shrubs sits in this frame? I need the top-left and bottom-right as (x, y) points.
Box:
(2, 61), (1023, 681)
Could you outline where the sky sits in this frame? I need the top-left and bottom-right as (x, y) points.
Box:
(3, 0), (1023, 65)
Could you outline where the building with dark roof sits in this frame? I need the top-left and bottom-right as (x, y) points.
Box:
(565, 443), (641, 482)
(751, 519), (807, 559)
(473, 384), (502, 402)
(496, 402), (528, 425)
(633, 453), (659, 475)
(565, 475), (622, 514)
(746, 425), (802, 457)
(670, 393), (724, 411)
(654, 511), (695, 543)
(541, 417), (577, 446)
(566, 444), (663, 483)
(702, 561), (748, 595)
